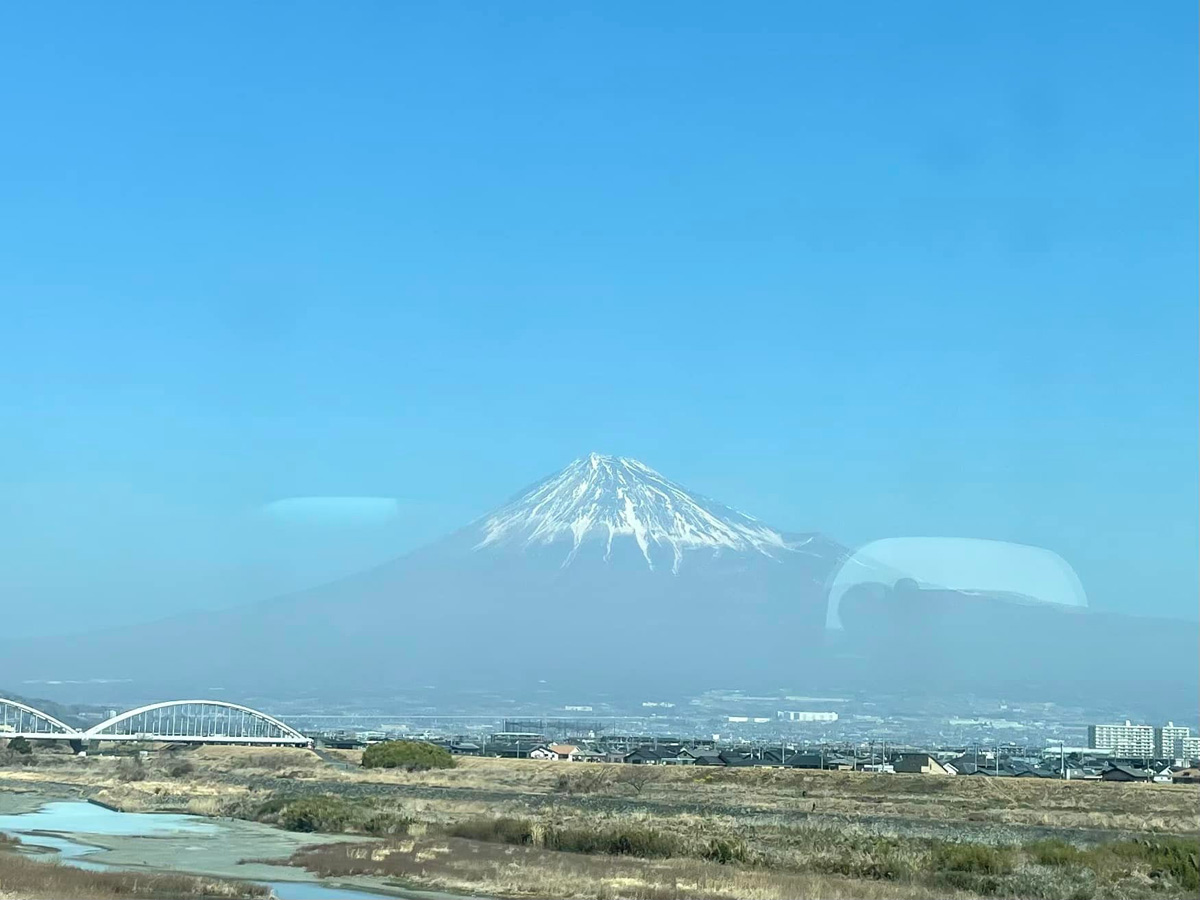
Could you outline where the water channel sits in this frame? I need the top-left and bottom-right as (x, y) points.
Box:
(0, 799), (461, 900)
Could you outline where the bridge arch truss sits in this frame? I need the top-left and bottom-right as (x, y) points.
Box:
(84, 700), (311, 745)
(1, 697), (309, 746)
(0, 697), (79, 738)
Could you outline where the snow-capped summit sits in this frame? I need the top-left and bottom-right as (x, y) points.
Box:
(475, 452), (788, 571)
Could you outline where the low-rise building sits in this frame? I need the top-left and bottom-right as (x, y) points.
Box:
(1101, 764), (1153, 782)
(623, 746), (671, 764)
(777, 711), (839, 723)
(783, 752), (855, 770)
(894, 753), (953, 775)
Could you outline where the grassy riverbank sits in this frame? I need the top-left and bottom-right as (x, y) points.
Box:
(2, 745), (1197, 899)
(0, 834), (267, 900)
(285, 831), (1200, 900)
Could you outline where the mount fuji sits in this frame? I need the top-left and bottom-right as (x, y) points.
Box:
(8, 453), (1197, 713)
(15, 454), (847, 696)
(477, 453), (801, 571)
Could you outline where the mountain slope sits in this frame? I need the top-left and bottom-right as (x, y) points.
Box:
(9, 454), (846, 696)
(476, 453), (789, 571)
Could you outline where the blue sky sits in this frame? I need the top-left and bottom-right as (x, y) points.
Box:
(2, 2), (1196, 633)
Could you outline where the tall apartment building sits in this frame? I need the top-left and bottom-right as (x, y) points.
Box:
(1087, 720), (1154, 757)
(1181, 736), (1200, 762)
(1155, 722), (1191, 759)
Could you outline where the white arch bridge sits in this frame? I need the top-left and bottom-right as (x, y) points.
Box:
(0, 698), (310, 747)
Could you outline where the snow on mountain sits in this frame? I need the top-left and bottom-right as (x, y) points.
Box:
(475, 452), (788, 571)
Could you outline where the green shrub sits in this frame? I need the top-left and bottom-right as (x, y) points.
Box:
(1026, 839), (1084, 867)
(247, 793), (413, 836)
(810, 840), (914, 883)
(545, 825), (680, 859)
(931, 842), (1014, 876)
(361, 811), (414, 836)
(701, 837), (752, 865)
(447, 818), (680, 859)
(252, 796), (289, 817)
(278, 796), (354, 833)
(361, 741), (455, 771)
(7, 736), (32, 755)
(938, 871), (1003, 896)
(1107, 838), (1199, 892)
(116, 757), (147, 782)
(449, 817), (534, 844)
(163, 758), (195, 778)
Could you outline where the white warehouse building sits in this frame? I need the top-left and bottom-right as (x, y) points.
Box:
(777, 711), (839, 723)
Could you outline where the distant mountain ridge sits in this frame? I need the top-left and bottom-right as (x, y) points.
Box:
(5, 454), (845, 696)
(4, 453), (1195, 713)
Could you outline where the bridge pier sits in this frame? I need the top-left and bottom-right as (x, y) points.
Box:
(69, 738), (84, 754)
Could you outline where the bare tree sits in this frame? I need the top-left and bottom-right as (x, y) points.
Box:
(617, 764), (655, 795)
(555, 766), (616, 795)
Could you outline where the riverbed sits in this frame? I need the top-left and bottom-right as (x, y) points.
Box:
(0, 797), (467, 900)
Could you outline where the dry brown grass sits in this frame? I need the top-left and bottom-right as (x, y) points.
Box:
(292, 837), (967, 900)
(9, 748), (1197, 835)
(0, 851), (267, 899)
(5, 747), (1199, 899)
(286, 754), (1200, 835)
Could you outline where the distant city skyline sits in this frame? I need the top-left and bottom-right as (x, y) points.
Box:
(1, 2), (1196, 635)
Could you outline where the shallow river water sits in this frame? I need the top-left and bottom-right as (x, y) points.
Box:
(0, 800), (457, 900)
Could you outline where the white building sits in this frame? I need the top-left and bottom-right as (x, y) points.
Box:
(1155, 722), (1191, 759)
(1088, 720), (1154, 757)
(1181, 736), (1200, 762)
(777, 711), (839, 723)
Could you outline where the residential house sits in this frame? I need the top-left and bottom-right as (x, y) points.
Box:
(675, 748), (724, 765)
(1171, 767), (1200, 784)
(548, 743), (582, 761)
(527, 745), (558, 761)
(757, 748), (787, 766)
(719, 752), (756, 767)
(623, 746), (671, 765)
(1101, 764), (1154, 782)
(894, 753), (953, 775)
(681, 750), (754, 768)
(1008, 761), (1056, 778)
(782, 752), (854, 770)
(571, 748), (607, 762)
(946, 755), (1001, 775)
(321, 736), (365, 750)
